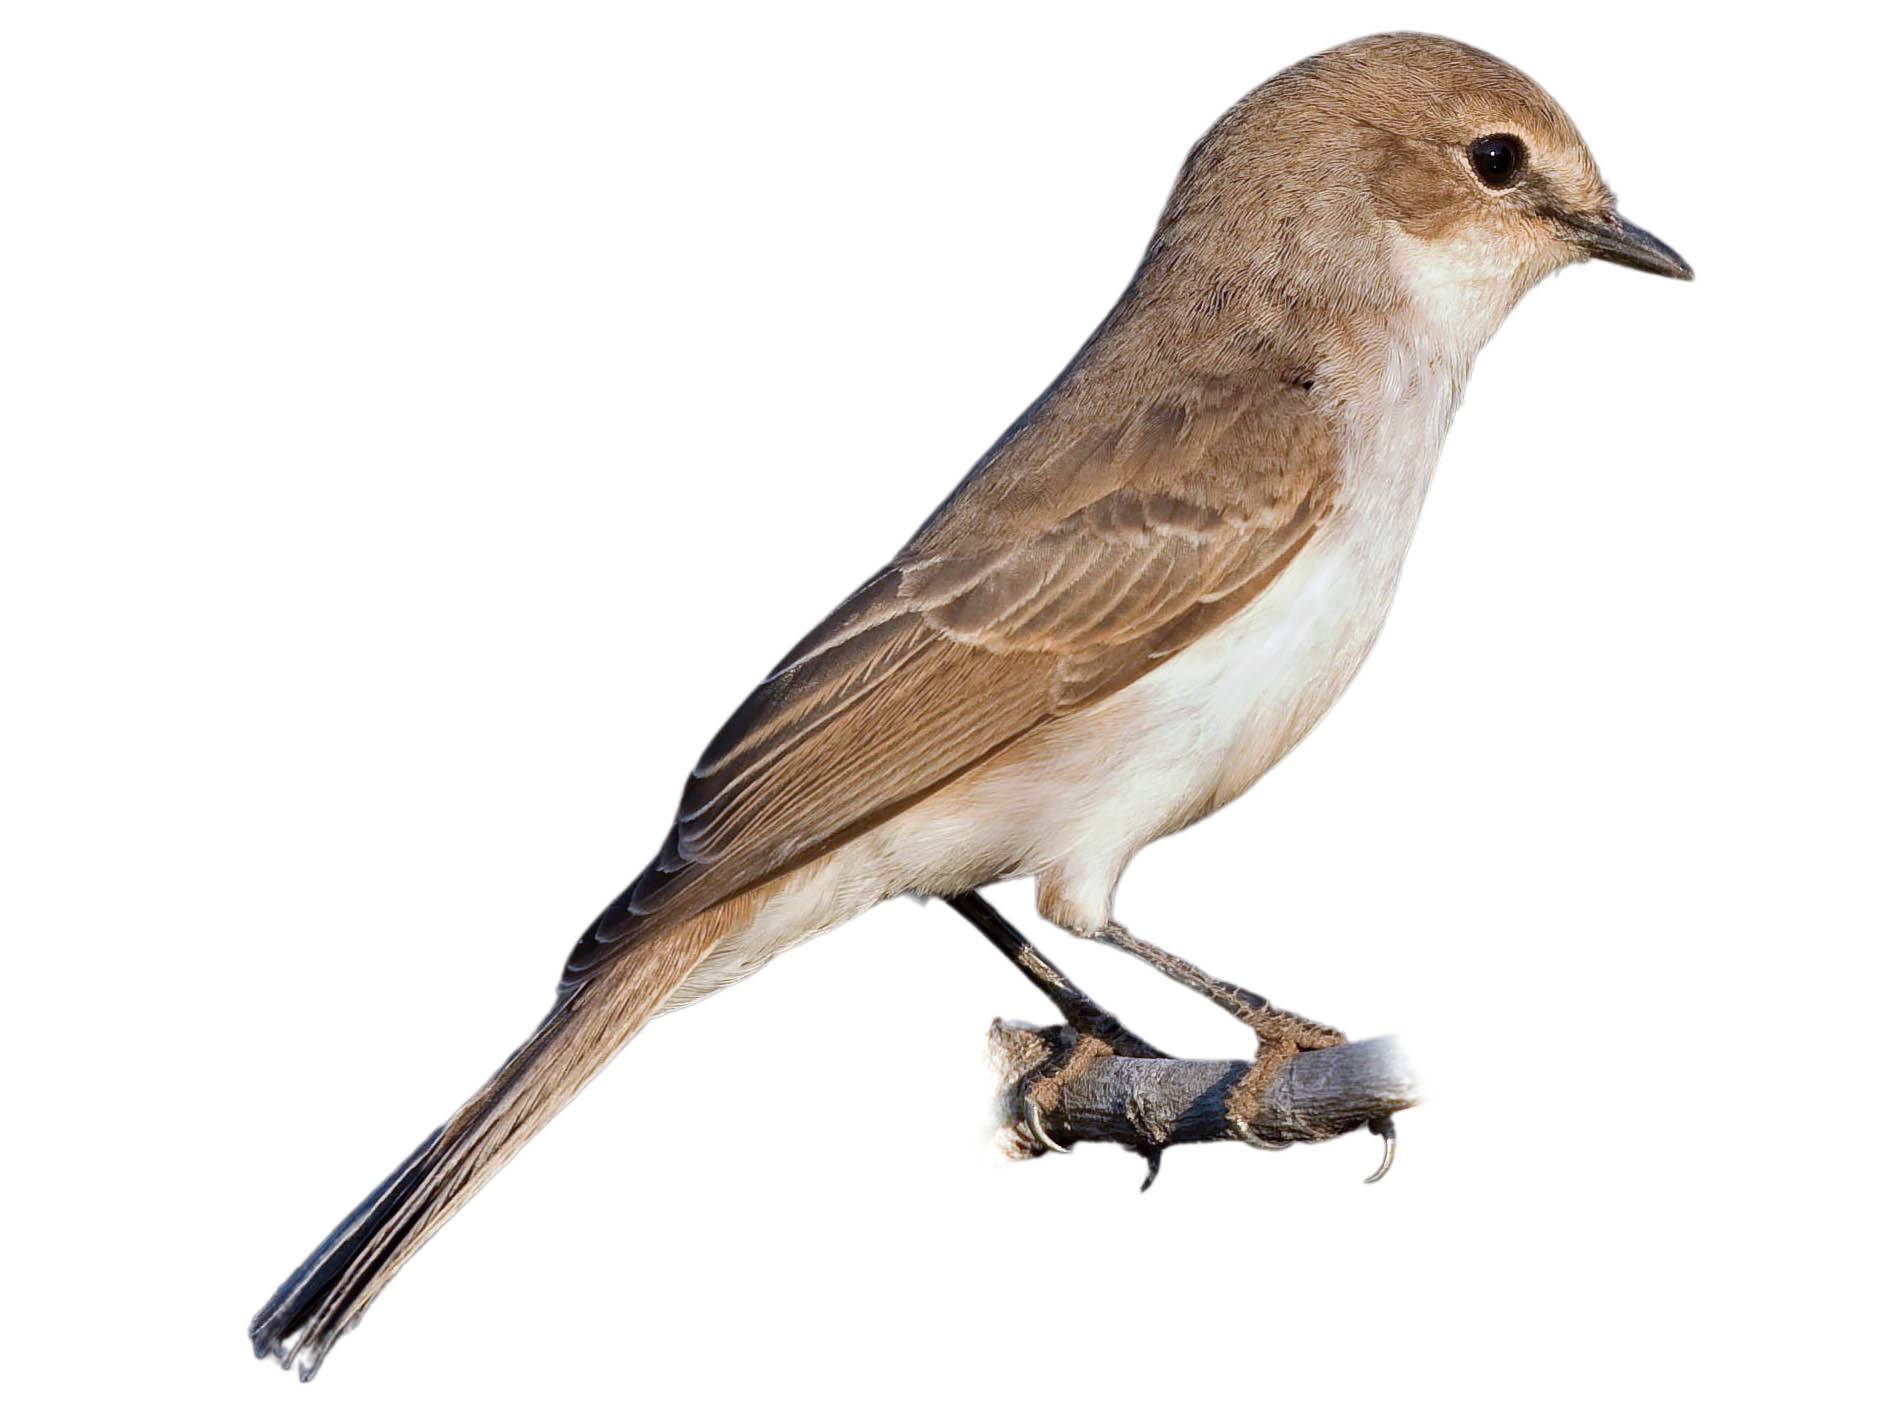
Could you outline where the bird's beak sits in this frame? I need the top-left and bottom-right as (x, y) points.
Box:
(1562, 209), (1694, 280)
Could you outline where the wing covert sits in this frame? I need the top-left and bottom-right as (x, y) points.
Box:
(566, 369), (1338, 978)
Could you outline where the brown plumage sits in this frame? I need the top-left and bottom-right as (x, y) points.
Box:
(568, 369), (1338, 973)
(253, 33), (1689, 1377)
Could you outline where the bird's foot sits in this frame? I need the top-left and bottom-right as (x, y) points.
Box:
(1059, 997), (1166, 1063)
(1017, 1028), (1115, 1155)
(1013, 1002), (1166, 1156)
(1078, 923), (1388, 1174)
(1363, 1116), (1397, 1184)
(1245, 999), (1347, 1055)
(1223, 1001), (1346, 1151)
(1220, 1002), (1399, 1181)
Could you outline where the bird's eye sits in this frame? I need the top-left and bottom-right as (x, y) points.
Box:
(1468, 134), (1526, 189)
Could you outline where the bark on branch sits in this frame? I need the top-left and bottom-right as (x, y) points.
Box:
(989, 1020), (1418, 1180)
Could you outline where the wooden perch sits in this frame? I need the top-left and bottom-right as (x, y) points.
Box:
(989, 1019), (1418, 1184)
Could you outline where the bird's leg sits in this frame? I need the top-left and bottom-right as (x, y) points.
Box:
(1092, 921), (1343, 1048)
(944, 892), (1164, 1154)
(945, 893), (1164, 1056)
(1092, 921), (1344, 1142)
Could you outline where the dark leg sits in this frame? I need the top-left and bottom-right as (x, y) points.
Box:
(944, 893), (1164, 1060)
(1091, 920), (1345, 1152)
(951, 896), (1390, 1182)
(943, 892), (1166, 1156)
(1093, 921), (1343, 1052)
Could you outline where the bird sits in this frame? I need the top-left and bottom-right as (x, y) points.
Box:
(251, 32), (1691, 1378)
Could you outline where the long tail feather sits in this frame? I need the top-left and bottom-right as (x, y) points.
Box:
(249, 925), (712, 1379)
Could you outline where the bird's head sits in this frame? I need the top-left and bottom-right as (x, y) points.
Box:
(1151, 34), (1690, 352)
(1343, 35), (1689, 312)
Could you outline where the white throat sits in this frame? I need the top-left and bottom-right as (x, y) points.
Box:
(1389, 225), (1532, 365)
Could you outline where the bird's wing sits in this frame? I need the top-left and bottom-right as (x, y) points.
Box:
(565, 371), (1339, 978)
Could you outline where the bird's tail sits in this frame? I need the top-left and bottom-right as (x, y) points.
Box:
(249, 918), (719, 1380)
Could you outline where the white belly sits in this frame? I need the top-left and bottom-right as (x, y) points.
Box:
(977, 332), (1463, 930)
(1124, 478), (1427, 817)
(663, 328), (1470, 1000)
(1010, 490), (1435, 927)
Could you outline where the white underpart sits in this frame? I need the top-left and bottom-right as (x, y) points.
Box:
(663, 236), (1526, 1009)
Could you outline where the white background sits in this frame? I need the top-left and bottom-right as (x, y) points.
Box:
(3, 2), (1882, 1410)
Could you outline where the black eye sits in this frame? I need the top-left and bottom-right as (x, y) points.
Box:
(1468, 134), (1525, 189)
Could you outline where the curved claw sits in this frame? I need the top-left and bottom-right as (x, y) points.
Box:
(1022, 1096), (1070, 1154)
(1227, 1114), (1288, 1151)
(1363, 1118), (1397, 1185)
